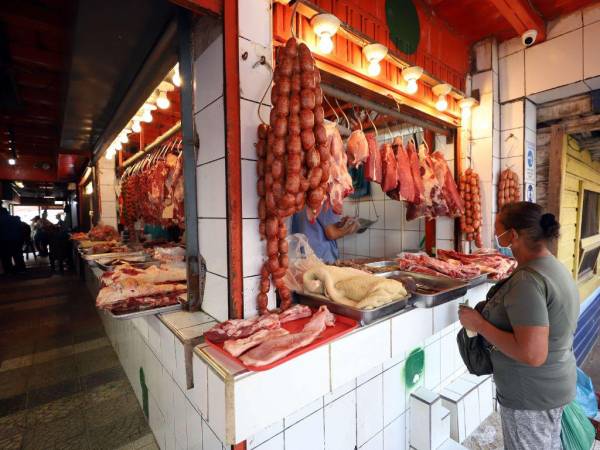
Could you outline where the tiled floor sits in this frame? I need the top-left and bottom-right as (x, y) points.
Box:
(0, 259), (157, 450)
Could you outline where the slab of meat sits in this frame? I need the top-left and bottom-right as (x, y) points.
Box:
(364, 133), (382, 183)
(223, 328), (290, 357)
(96, 282), (187, 311)
(430, 152), (463, 217)
(381, 143), (398, 192)
(204, 313), (281, 343)
(394, 138), (415, 202)
(406, 139), (425, 204)
(325, 121), (354, 214)
(406, 150), (449, 220)
(437, 249), (516, 280)
(398, 253), (481, 280)
(395, 259), (443, 277)
(279, 304), (312, 323)
(239, 306), (335, 367)
(346, 130), (369, 168)
(101, 264), (186, 287)
(109, 292), (182, 314)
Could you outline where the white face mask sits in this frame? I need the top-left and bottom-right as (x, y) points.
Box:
(494, 230), (514, 258)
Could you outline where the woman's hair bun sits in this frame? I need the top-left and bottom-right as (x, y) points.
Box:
(540, 213), (560, 239)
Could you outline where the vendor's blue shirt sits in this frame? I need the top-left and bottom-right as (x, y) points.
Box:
(291, 207), (341, 263)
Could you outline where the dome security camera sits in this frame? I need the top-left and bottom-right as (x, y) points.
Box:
(522, 29), (538, 47)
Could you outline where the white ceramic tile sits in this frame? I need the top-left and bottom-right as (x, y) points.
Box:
(501, 128), (524, 158)
(149, 394), (166, 449)
(203, 419), (225, 450)
(194, 34), (223, 112)
(248, 420), (284, 449)
(198, 218), (228, 277)
(384, 413), (406, 450)
(472, 93), (493, 142)
(357, 375), (384, 446)
(524, 99), (536, 132)
(196, 97), (225, 165)
(197, 158), (227, 218)
(500, 100), (523, 131)
(238, 0), (271, 48)
(498, 37), (522, 59)
(357, 364), (383, 386)
(433, 299), (460, 334)
(436, 217), (453, 240)
(239, 38), (272, 104)
(472, 71), (493, 95)
(253, 433), (284, 450)
(242, 159), (259, 219)
(284, 411), (325, 450)
(384, 230), (403, 258)
(584, 2), (600, 25)
(191, 354), (209, 418)
(370, 230), (386, 258)
(201, 272), (229, 324)
(525, 29), (583, 95)
(284, 397), (324, 428)
(330, 321), (391, 390)
(404, 231), (422, 252)
(547, 10), (582, 40)
(174, 386), (188, 448)
(493, 100), (500, 132)
(186, 399), (203, 450)
(584, 74), (600, 89)
(478, 378), (494, 422)
(527, 80), (590, 104)
(146, 315), (162, 358)
(435, 239), (454, 251)
(361, 431), (383, 450)
(371, 181), (386, 200)
(324, 391), (357, 450)
(463, 389), (480, 437)
(492, 157), (500, 187)
(384, 200), (403, 230)
(356, 230), (371, 257)
(403, 208), (421, 232)
(425, 340), (441, 390)
(243, 219), (265, 277)
(440, 332), (456, 383)
(584, 21), (600, 79)
(324, 378), (357, 405)
(240, 98), (268, 160)
(343, 232), (357, 256)
(409, 392), (432, 450)
(383, 364), (406, 426)
(369, 200), (384, 227)
(159, 322), (176, 376)
(471, 137), (493, 182)
(233, 346), (330, 442)
(242, 275), (276, 319)
(499, 51), (524, 103)
(207, 368), (227, 443)
(161, 311), (215, 330)
(391, 308), (433, 358)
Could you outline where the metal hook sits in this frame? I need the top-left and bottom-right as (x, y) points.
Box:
(324, 95), (339, 122)
(334, 97), (351, 131)
(352, 106), (363, 131)
(367, 110), (378, 137)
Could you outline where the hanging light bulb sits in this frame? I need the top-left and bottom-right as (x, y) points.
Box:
(119, 133), (129, 144)
(432, 83), (452, 112)
(8, 158), (16, 166)
(402, 66), (423, 95)
(132, 119), (142, 133)
(311, 14), (340, 55)
(172, 64), (181, 87)
(459, 97), (476, 120)
(114, 141), (123, 151)
(363, 43), (387, 78)
(105, 151), (113, 160)
(156, 91), (170, 109)
(142, 110), (153, 123)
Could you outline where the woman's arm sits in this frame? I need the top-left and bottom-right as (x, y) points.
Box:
(459, 308), (549, 367)
(324, 219), (359, 241)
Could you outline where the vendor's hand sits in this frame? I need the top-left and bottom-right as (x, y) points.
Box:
(340, 218), (360, 235)
(458, 305), (485, 333)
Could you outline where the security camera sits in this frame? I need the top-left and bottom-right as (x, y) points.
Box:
(522, 29), (538, 47)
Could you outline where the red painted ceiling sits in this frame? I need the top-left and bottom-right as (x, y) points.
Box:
(425, 0), (600, 44)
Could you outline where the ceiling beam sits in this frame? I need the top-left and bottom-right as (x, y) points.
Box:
(9, 43), (65, 72)
(0, 1), (65, 34)
(563, 114), (600, 135)
(487, 0), (546, 42)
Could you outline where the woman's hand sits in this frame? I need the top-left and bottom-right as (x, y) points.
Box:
(458, 306), (485, 333)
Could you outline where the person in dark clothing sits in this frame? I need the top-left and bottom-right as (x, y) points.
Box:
(0, 208), (25, 273)
(48, 225), (71, 273)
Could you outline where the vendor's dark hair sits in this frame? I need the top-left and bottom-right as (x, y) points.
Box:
(499, 202), (560, 245)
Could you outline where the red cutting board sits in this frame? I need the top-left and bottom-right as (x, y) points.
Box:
(204, 312), (358, 372)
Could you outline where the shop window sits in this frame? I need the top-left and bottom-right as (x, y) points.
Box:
(577, 187), (600, 283)
(581, 190), (600, 239)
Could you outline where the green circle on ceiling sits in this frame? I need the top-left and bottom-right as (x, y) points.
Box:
(386, 0), (420, 55)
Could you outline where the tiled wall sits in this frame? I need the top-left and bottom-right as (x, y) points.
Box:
(96, 157), (117, 228)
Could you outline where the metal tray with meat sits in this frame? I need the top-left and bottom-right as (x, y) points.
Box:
(383, 271), (468, 308)
(107, 293), (186, 320)
(295, 292), (410, 326)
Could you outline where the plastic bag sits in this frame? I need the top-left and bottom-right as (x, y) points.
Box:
(576, 367), (599, 418)
(283, 233), (323, 292)
(560, 399), (596, 450)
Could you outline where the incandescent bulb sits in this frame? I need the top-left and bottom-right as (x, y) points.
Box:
(367, 61), (381, 77)
(119, 134), (129, 144)
(406, 79), (418, 95)
(142, 110), (153, 123)
(436, 95), (448, 111)
(132, 120), (141, 133)
(172, 69), (181, 87)
(461, 107), (472, 120)
(8, 158), (16, 166)
(318, 34), (334, 54)
(114, 141), (122, 151)
(157, 91), (170, 109)
(105, 151), (113, 160)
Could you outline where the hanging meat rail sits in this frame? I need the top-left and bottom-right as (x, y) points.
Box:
(120, 121), (182, 171)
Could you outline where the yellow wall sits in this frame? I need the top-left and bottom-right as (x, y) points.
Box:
(557, 136), (600, 301)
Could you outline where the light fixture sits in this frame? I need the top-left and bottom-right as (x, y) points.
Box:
(402, 66), (423, 95)
(85, 183), (93, 195)
(459, 97), (477, 119)
(432, 83), (452, 112)
(172, 64), (181, 87)
(363, 43), (388, 77)
(156, 91), (170, 109)
(15, 181), (24, 188)
(114, 141), (123, 151)
(132, 119), (142, 133)
(54, 201), (64, 205)
(311, 13), (341, 55)
(119, 133), (129, 144)
(8, 158), (16, 166)
(105, 150), (114, 160)
(141, 103), (156, 123)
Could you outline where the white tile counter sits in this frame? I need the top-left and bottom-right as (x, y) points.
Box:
(192, 283), (496, 448)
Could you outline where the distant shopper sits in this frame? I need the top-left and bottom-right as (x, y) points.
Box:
(32, 215), (51, 257)
(48, 225), (70, 273)
(459, 202), (578, 450)
(0, 208), (25, 273)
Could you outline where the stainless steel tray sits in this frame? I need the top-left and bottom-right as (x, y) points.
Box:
(466, 273), (489, 288)
(82, 250), (143, 261)
(364, 261), (398, 268)
(295, 292), (410, 326)
(108, 303), (183, 320)
(95, 259), (160, 271)
(383, 271), (468, 308)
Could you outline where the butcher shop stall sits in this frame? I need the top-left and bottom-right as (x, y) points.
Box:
(78, 3), (522, 450)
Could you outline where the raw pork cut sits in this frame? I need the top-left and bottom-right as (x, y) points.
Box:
(406, 139), (425, 204)
(381, 143), (398, 192)
(397, 253), (480, 280)
(239, 306), (335, 367)
(96, 282), (187, 310)
(203, 313), (280, 343)
(223, 328), (290, 357)
(430, 152), (463, 217)
(325, 121), (354, 214)
(437, 249), (516, 280)
(406, 147), (448, 220)
(279, 304), (312, 323)
(346, 130), (369, 168)
(394, 138), (415, 202)
(364, 133), (382, 183)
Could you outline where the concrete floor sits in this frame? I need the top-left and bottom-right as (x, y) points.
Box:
(0, 257), (157, 450)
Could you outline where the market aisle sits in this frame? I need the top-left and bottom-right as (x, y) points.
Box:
(0, 267), (157, 450)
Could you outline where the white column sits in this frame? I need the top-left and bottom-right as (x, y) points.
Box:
(96, 157), (117, 228)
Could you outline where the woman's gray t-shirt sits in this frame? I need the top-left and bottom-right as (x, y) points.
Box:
(482, 255), (579, 410)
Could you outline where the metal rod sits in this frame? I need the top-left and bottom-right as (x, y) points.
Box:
(320, 83), (450, 136)
(120, 121), (181, 170)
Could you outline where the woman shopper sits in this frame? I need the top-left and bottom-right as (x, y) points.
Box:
(459, 201), (579, 449)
